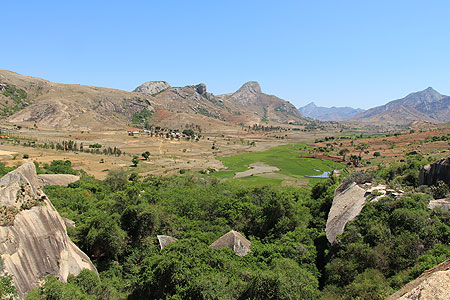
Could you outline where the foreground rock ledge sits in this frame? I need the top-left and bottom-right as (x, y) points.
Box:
(387, 258), (450, 300)
(0, 162), (96, 299)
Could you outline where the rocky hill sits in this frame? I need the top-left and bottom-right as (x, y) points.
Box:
(219, 81), (303, 124)
(0, 162), (96, 299)
(0, 70), (304, 131)
(299, 102), (365, 121)
(349, 87), (450, 124)
(135, 80), (304, 125)
(0, 70), (155, 130)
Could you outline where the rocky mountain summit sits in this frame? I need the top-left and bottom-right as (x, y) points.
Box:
(133, 81), (171, 95)
(350, 87), (450, 124)
(0, 162), (96, 299)
(229, 81), (262, 105)
(134, 79), (304, 125)
(299, 102), (365, 121)
(219, 81), (303, 124)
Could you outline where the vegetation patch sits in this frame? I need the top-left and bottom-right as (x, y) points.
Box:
(0, 85), (30, 116)
(0, 206), (19, 226)
(213, 143), (345, 183)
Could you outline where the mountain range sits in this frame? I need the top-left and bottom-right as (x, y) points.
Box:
(0, 70), (303, 131)
(299, 102), (365, 121)
(1, 70), (449, 130)
(348, 87), (450, 124)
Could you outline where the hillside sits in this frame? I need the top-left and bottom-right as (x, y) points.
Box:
(0, 71), (305, 131)
(350, 87), (450, 124)
(0, 70), (154, 130)
(299, 102), (364, 121)
(135, 80), (304, 126)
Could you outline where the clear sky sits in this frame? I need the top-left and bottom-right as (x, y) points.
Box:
(1, 0), (449, 109)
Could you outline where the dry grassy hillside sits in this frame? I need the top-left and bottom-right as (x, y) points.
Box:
(1, 71), (305, 132)
(0, 70), (154, 130)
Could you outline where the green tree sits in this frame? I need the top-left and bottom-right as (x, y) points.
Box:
(132, 156), (140, 167)
(355, 143), (369, 159)
(0, 275), (17, 300)
(141, 151), (150, 160)
(338, 148), (350, 161)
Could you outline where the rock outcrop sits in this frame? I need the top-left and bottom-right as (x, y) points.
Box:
(230, 81), (262, 105)
(209, 230), (251, 256)
(428, 197), (450, 211)
(37, 174), (80, 187)
(325, 182), (401, 244)
(157, 235), (178, 250)
(419, 156), (450, 187)
(133, 81), (171, 95)
(0, 162), (96, 299)
(326, 183), (367, 244)
(195, 83), (207, 95)
(387, 259), (450, 300)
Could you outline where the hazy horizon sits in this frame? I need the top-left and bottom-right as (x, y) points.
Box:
(1, 0), (449, 109)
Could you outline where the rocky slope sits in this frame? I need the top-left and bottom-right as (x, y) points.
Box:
(349, 87), (450, 124)
(0, 162), (96, 299)
(1, 70), (305, 131)
(136, 80), (304, 126)
(387, 259), (450, 300)
(133, 81), (170, 95)
(0, 70), (154, 130)
(419, 156), (450, 187)
(299, 102), (364, 121)
(220, 81), (303, 124)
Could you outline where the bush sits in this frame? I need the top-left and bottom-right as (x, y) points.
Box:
(338, 172), (374, 192)
(373, 152), (381, 157)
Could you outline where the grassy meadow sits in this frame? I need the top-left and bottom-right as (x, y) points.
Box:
(212, 143), (345, 185)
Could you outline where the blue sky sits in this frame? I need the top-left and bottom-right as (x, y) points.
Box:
(1, 0), (449, 109)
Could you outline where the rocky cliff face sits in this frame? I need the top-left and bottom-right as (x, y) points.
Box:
(0, 162), (96, 299)
(133, 81), (171, 95)
(419, 156), (450, 187)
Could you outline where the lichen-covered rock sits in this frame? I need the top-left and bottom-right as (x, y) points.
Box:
(157, 235), (178, 249)
(428, 197), (450, 210)
(325, 182), (367, 244)
(134, 81), (171, 95)
(419, 156), (450, 187)
(0, 162), (96, 299)
(209, 230), (251, 256)
(37, 174), (80, 187)
(388, 259), (450, 300)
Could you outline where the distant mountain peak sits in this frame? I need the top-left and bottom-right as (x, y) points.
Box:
(238, 81), (262, 95)
(350, 87), (449, 124)
(299, 102), (365, 121)
(230, 81), (262, 105)
(303, 102), (317, 108)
